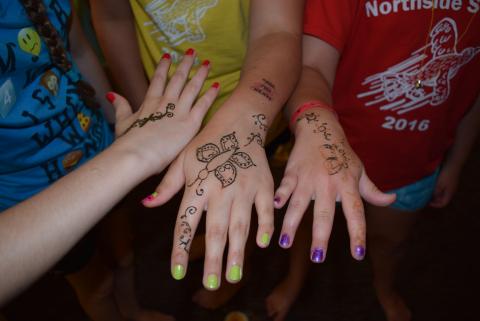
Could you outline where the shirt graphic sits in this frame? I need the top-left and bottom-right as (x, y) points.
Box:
(143, 0), (219, 46)
(358, 17), (480, 115)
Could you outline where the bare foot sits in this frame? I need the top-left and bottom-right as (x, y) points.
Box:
(377, 290), (412, 321)
(192, 282), (243, 310)
(265, 279), (301, 321)
(114, 266), (175, 321)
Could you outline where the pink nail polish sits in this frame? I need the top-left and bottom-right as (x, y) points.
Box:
(142, 192), (158, 204)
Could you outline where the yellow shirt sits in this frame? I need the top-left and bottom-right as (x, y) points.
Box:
(130, 0), (249, 122)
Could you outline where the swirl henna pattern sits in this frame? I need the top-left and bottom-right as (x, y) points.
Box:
(188, 132), (256, 196)
(179, 206), (198, 253)
(124, 103), (175, 134)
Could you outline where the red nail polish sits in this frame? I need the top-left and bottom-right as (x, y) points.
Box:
(105, 92), (115, 103)
(202, 60), (210, 67)
(212, 82), (220, 89)
(185, 48), (194, 56)
(162, 53), (171, 60)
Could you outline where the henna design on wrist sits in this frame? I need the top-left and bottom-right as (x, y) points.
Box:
(313, 122), (332, 141)
(188, 132), (256, 195)
(244, 114), (268, 147)
(322, 141), (350, 175)
(179, 206), (198, 253)
(124, 103), (175, 134)
(298, 112), (332, 141)
(250, 79), (276, 102)
(297, 112), (319, 124)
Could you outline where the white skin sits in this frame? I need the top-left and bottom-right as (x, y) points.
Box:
(0, 54), (218, 306)
(144, 0), (305, 290)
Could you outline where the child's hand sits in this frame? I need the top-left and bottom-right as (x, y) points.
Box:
(429, 165), (460, 208)
(108, 52), (218, 174)
(274, 108), (396, 262)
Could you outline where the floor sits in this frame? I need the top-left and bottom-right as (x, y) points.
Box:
(2, 142), (479, 321)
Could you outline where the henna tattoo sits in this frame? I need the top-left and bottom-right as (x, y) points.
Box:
(244, 132), (264, 147)
(322, 141), (350, 175)
(297, 112), (319, 124)
(252, 114), (268, 132)
(188, 132), (256, 195)
(179, 206), (198, 253)
(124, 103), (175, 133)
(297, 112), (332, 141)
(250, 79), (275, 101)
(313, 122), (332, 141)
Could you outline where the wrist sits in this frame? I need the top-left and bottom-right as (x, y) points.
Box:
(292, 106), (341, 137)
(289, 101), (337, 131)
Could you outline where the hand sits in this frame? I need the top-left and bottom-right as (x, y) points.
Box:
(145, 113), (275, 289)
(108, 52), (218, 174)
(274, 108), (396, 262)
(429, 165), (460, 208)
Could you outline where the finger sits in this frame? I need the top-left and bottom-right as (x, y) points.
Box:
(142, 153), (185, 207)
(170, 194), (205, 281)
(203, 196), (231, 290)
(310, 187), (336, 263)
(178, 59), (211, 108)
(163, 48), (196, 99)
(144, 53), (172, 100)
(274, 170), (298, 209)
(340, 190), (367, 261)
(279, 186), (311, 249)
(430, 186), (448, 208)
(359, 171), (396, 207)
(255, 180), (275, 248)
(189, 83), (220, 125)
(107, 92), (133, 124)
(225, 198), (252, 284)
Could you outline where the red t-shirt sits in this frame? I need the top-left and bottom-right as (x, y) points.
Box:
(304, 0), (480, 190)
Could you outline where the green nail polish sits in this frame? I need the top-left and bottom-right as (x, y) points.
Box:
(261, 233), (270, 247)
(172, 264), (185, 280)
(206, 274), (219, 289)
(228, 265), (242, 282)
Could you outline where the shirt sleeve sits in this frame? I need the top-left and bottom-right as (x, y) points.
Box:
(303, 0), (358, 53)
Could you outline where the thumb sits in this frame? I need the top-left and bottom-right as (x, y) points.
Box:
(106, 92), (133, 124)
(359, 170), (396, 207)
(142, 152), (186, 208)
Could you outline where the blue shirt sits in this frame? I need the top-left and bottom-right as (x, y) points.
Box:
(0, 0), (113, 210)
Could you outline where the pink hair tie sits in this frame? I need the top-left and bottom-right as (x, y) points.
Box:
(289, 100), (338, 130)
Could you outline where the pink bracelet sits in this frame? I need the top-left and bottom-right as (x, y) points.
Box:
(289, 100), (337, 130)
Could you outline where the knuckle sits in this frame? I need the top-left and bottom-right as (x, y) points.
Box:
(207, 225), (227, 242)
(230, 220), (249, 238)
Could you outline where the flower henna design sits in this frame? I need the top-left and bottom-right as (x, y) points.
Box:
(124, 103), (175, 134)
(188, 132), (256, 196)
(322, 141), (350, 175)
(179, 206), (198, 253)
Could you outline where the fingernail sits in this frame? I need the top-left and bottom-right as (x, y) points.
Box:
(202, 59), (210, 67)
(162, 53), (171, 60)
(141, 192), (158, 204)
(311, 248), (325, 263)
(185, 48), (194, 56)
(274, 196), (281, 205)
(260, 233), (270, 247)
(279, 234), (290, 248)
(354, 245), (366, 260)
(172, 264), (185, 280)
(212, 82), (220, 89)
(105, 92), (115, 103)
(206, 274), (219, 290)
(228, 265), (242, 283)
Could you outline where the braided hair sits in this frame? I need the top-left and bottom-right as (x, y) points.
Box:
(19, 0), (99, 109)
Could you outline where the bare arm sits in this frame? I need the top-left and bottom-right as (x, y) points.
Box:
(430, 94), (480, 207)
(69, 9), (114, 122)
(90, 0), (148, 110)
(0, 56), (217, 306)
(275, 35), (395, 262)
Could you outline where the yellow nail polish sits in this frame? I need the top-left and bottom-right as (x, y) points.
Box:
(261, 233), (270, 247)
(172, 264), (185, 280)
(228, 265), (242, 282)
(206, 274), (219, 290)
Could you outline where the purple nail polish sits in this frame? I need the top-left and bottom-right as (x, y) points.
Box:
(355, 245), (365, 260)
(274, 196), (281, 204)
(311, 248), (324, 263)
(279, 234), (290, 248)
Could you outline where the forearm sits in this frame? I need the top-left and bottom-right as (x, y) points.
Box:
(90, 0), (148, 110)
(0, 141), (157, 305)
(443, 94), (480, 171)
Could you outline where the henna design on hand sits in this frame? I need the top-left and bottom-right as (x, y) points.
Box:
(244, 114), (268, 147)
(179, 206), (198, 253)
(313, 122), (332, 141)
(322, 141), (350, 175)
(252, 114), (268, 132)
(188, 132), (256, 195)
(244, 132), (264, 147)
(124, 103), (175, 134)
